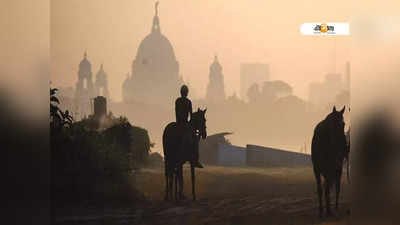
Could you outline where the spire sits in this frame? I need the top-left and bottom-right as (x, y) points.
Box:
(214, 54), (218, 63)
(152, 1), (161, 33)
(100, 63), (103, 70)
(155, 1), (159, 16)
(84, 50), (87, 59)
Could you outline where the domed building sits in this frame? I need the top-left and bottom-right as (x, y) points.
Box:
(122, 2), (183, 105)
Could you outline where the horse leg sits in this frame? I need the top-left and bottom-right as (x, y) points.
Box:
(325, 179), (332, 216)
(336, 168), (343, 210)
(313, 166), (323, 217)
(191, 164), (196, 201)
(168, 166), (174, 201)
(174, 168), (179, 202)
(164, 160), (169, 201)
(178, 164), (185, 200)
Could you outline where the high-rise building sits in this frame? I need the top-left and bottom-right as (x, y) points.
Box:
(240, 63), (269, 101)
(308, 72), (347, 107)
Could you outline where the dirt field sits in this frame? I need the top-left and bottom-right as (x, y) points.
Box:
(55, 166), (351, 225)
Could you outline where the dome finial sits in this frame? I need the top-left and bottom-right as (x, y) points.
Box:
(152, 1), (160, 33)
(155, 1), (159, 16)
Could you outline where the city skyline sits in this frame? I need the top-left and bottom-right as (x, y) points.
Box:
(51, 0), (351, 102)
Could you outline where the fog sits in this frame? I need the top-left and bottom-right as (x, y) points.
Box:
(51, 0), (352, 101)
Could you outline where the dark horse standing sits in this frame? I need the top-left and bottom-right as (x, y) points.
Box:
(312, 106), (349, 217)
(162, 108), (207, 201)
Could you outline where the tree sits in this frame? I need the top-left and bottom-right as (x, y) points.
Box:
(50, 88), (73, 130)
(261, 80), (293, 102)
(247, 83), (261, 104)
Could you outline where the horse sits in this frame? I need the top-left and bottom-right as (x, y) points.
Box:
(311, 106), (349, 217)
(162, 108), (207, 201)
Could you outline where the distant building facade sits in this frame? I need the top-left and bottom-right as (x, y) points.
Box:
(122, 2), (183, 105)
(309, 62), (350, 108)
(206, 55), (226, 103)
(240, 63), (270, 101)
(200, 132), (311, 167)
(95, 64), (110, 100)
(74, 52), (110, 119)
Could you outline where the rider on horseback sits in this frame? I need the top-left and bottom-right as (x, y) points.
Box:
(175, 85), (204, 168)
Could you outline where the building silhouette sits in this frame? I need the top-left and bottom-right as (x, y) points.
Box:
(122, 2), (183, 105)
(308, 62), (350, 108)
(206, 55), (226, 103)
(74, 51), (95, 118)
(74, 52), (110, 119)
(240, 63), (270, 101)
(95, 64), (110, 99)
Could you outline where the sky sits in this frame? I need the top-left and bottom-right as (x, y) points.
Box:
(50, 0), (354, 102)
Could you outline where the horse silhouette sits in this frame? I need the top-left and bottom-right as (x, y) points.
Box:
(162, 108), (207, 201)
(312, 106), (349, 217)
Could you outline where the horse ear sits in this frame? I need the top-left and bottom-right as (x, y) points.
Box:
(204, 108), (207, 113)
(197, 107), (200, 112)
(332, 106), (337, 112)
(340, 106), (345, 114)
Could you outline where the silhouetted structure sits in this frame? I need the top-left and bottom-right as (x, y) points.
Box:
(206, 55), (226, 103)
(95, 64), (110, 99)
(74, 51), (95, 118)
(240, 63), (270, 101)
(309, 63), (350, 108)
(122, 2), (183, 105)
(246, 145), (310, 167)
(93, 96), (107, 119)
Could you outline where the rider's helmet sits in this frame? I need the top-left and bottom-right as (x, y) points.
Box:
(180, 85), (189, 97)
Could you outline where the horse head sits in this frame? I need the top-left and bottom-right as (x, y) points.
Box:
(327, 106), (346, 142)
(191, 108), (207, 139)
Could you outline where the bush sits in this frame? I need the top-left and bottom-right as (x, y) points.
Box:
(147, 152), (164, 168)
(51, 114), (151, 205)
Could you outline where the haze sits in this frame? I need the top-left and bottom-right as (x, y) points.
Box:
(51, 0), (353, 101)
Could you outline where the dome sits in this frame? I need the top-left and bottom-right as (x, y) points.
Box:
(135, 32), (177, 65)
(133, 2), (177, 71)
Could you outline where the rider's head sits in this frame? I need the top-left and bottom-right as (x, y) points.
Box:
(180, 85), (189, 97)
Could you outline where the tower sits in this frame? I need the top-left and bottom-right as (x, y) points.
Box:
(240, 63), (269, 101)
(206, 55), (226, 103)
(74, 51), (95, 118)
(95, 64), (110, 100)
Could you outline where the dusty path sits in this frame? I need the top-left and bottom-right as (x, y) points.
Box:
(54, 166), (351, 225)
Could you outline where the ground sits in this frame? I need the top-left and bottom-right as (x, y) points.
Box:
(54, 166), (351, 225)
